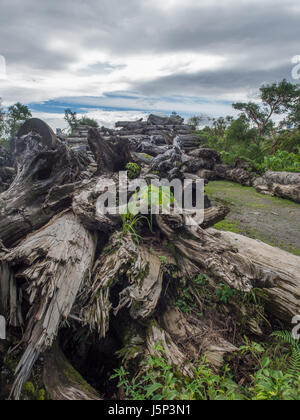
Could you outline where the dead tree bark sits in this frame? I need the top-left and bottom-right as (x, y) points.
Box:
(43, 343), (101, 400)
(254, 172), (300, 203)
(201, 206), (230, 229)
(0, 124), (89, 248)
(2, 212), (96, 399)
(88, 129), (132, 175)
(209, 229), (300, 322)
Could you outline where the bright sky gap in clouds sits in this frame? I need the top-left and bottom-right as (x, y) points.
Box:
(0, 0), (299, 128)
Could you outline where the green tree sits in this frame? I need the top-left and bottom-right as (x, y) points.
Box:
(64, 109), (79, 133)
(188, 114), (210, 129)
(211, 116), (233, 137)
(7, 102), (32, 139)
(233, 79), (300, 140)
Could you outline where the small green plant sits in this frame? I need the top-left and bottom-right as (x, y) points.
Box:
(126, 162), (141, 179)
(121, 209), (152, 243)
(193, 273), (208, 287)
(158, 256), (167, 264)
(215, 283), (236, 304)
(239, 336), (265, 365)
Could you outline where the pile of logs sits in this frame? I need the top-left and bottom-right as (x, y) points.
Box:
(0, 115), (299, 400)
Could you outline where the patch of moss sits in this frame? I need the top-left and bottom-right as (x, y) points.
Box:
(37, 389), (46, 401)
(24, 381), (36, 397)
(5, 356), (18, 372)
(140, 153), (152, 160)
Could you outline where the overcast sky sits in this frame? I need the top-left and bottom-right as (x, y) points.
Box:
(0, 0), (299, 128)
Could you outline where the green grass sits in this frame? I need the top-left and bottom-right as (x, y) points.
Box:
(205, 181), (296, 209)
(205, 181), (300, 256)
(213, 219), (242, 234)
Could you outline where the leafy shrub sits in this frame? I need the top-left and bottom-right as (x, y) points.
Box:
(125, 162), (141, 179)
(262, 150), (300, 172)
(112, 333), (300, 400)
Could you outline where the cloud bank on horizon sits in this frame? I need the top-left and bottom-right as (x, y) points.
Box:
(0, 0), (299, 129)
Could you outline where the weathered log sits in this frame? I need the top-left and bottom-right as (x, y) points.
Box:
(215, 165), (256, 186)
(0, 132), (88, 247)
(43, 343), (101, 400)
(254, 171), (300, 203)
(209, 229), (300, 322)
(148, 114), (184, 126)
(88, 129), (132, 175)
(15, 118), (58, 149)
(81, 233), (176, 338)
(201, 206), (230, 229)
(160, 306), (238, 369)
(72, 178), (120, 233)
(155, 213), (280, 292)
(2, 212), (96, 399)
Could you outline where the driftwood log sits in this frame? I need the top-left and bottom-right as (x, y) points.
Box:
(0, 117), (299, 400)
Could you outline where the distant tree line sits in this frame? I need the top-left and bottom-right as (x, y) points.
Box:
(190, 79), (300, 172)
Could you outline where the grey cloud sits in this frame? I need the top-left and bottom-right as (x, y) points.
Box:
(132, 63), (295, 97)
(0, 0), (299, 102)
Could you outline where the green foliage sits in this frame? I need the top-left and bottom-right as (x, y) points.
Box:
(194, 80), (300, 173)
(112, 334), (300, 400)
(24, 382), (36, 396)
(64, 109), (78, 133)
(0, 99), (32, 142)
(262, 150), (300, 172)
(6, 102), (32, 139)
(23, 382), (46, 400)
(174, 273), (209, 318)
(79, 116), (99, 127)
(121, 210), (152, 244)
(233, 79), (300, 138)
(215, 283), (236, 304)
(125, 162), (141, 179)
(111, 352), (245, 400)
(128, 185), (175, 216)
(250, 361), (300, 400)
(121, 184), (175, 243)
(271, 331), (300, 379)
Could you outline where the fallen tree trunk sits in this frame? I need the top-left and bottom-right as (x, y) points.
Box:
(208, 229), (300, 322)
(2, 211), (96, 400)
(155, 214), (279, 292)
(253, 171), (300, 203)
(0, 126), (88, 248)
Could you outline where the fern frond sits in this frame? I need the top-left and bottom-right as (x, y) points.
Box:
(288, 347), (300, 379)
(272, 331), (300, 378)
(271, 331), (299, 348)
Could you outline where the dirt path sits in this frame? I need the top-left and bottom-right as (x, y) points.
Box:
(205, 181), (300, 256)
